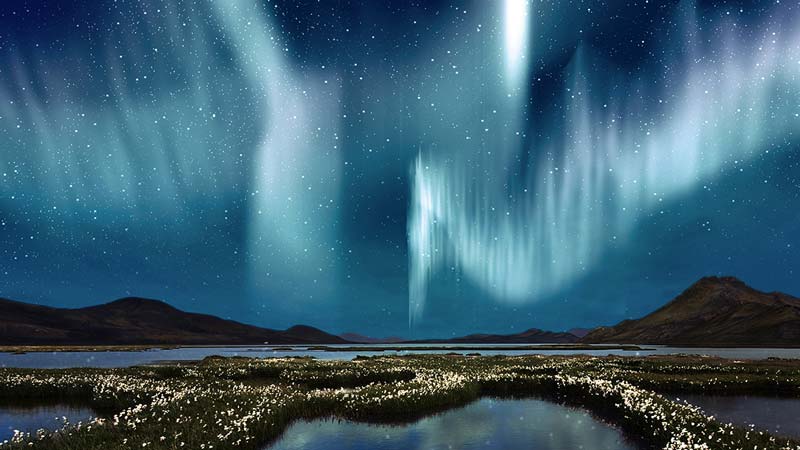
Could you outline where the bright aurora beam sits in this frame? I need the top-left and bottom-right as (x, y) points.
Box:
(408, 2), (800, 325)
(0, 3), (246, 222)
(210, 1), (343, 307)
(0, 0), (342, 317)
(503, 0), (531, 92)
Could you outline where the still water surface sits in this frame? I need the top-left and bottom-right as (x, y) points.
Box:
(265, 398), (642, 450)
(2, 344), (800, 369)
(0, 404), (96, 442)
(672, 394), (800, 439)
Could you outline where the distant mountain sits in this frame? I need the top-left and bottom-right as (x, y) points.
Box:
(339, 333), (405, 344)
(413, 328), (580, 344)
(0, 297), (348, 345)
(582, 276), (800, 347)
(567, 328), (591, 338)
(340, 329), (579, 344)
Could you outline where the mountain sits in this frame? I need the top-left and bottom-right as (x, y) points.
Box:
(582, 276), (800, 347)
(567, 328), (591, 338)
(340, 329), (579, 344)
(339, 333), (405, 344)
(0, 297), (348, 345)
(413, 328), (580, 344)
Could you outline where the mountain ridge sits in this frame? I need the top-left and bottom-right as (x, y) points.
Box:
(0, 297), (347, 345)
(5, 276), (797, 347)
(581, 276), (800, 347)
(0, 297), (580, 346)
(408, 328), (579, 344)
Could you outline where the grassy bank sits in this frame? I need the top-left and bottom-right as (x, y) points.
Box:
(0, 355), (798, 449)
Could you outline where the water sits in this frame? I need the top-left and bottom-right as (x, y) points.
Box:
(265, 398), (641, 450)
(2, 344), (800, 369)
(671, 394), (800, 439)
(0, 404), (96, 442)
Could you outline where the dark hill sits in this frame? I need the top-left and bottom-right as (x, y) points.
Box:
(413, 328), (579, 344)
(339, 333), (405, 344)
(0, 297), (347, 345)
(582, 276), (800, 347)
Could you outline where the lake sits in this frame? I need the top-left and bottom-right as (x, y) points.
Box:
(265, 397), (643, 450)
(0, 403), (96, 442)
(2, 344), (800, 369)
(671, 394), (800, 439)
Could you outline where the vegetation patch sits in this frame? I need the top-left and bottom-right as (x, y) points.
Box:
(0, 355), (798, 449)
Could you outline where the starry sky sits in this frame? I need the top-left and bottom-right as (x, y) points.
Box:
(1, 0), (799, 338)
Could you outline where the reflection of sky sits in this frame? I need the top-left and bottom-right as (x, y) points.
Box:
(7, 346), (800, 370)
(673, 394), (800, 439)
(0, 405), (95, 442)
(266, 398), (637, 450)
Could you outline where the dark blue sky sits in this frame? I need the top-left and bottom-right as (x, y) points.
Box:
(1, 0), (798, 338)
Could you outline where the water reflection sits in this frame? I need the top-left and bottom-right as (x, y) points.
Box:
(672, 394), (800, 439)
(266, 398), (641, 450)
(0, 404), (96, 442)
(3, 345), (800, 369)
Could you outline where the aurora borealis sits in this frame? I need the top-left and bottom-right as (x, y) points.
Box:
(1, 0), (799, 337)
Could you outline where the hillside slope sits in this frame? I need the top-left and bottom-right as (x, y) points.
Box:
(0, 297), (347, 345)
(582, 276), (800, 346)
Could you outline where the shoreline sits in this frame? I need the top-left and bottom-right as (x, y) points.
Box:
(10, 342), (800, 355)
(0, 343), (646, 354)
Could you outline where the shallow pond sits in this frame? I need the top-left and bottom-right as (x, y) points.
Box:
(265, 397), (643, 450)
(672, 394), (800, 439)
(0, 404), (96, 442)
(3, 344), (800, 369)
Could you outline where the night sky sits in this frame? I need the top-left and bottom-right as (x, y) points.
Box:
(1, 0), (799, 338)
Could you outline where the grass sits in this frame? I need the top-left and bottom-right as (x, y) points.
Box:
(0, 354), (798, 449)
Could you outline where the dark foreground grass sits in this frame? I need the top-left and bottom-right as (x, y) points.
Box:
(0, 354), (798, 449)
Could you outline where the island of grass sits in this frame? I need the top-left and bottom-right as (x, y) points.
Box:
(1, 354), (799, 449)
